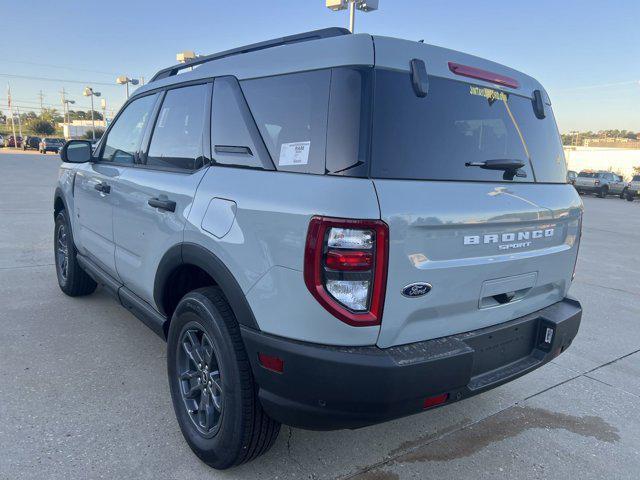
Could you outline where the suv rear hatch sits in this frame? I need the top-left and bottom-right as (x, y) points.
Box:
(369, 58), (582, 348)
(575, 172), (599, 189)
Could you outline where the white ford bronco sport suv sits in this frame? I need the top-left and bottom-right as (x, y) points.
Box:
(54, 28), (583, 469)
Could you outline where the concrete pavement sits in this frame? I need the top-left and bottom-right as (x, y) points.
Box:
(0, 151), (638, 479)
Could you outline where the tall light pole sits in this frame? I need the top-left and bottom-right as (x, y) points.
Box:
(83, 87), (101, 141)
(63, 99), (75, 137)
(326, 0), (378, 33)
(100, 98), (107, 128)
(116, 76), (139, 100)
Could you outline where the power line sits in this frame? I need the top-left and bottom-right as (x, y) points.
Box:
(556, 80), (640, 92)
(0, 73), (115, 86)
(0, 102), (115, 115)
(0, 58), (142, 78)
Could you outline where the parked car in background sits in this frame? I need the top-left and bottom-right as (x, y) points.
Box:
(4, 135), (23, 148)
(567, 170), (577, 185)
(22, 136), (41, 151)
(39, 137), (65, 153)
(574, 171), (627, 198)
(626, 175), (640, 201)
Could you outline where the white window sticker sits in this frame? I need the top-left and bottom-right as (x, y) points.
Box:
(279, 141), (310, 166)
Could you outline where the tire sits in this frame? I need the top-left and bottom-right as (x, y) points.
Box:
(167, 287), (280, 469)
(598, 186), (608, 198)
(54, 210), (97, 296)
(620, 188), (628, 199)
(628, 192), (636, 202)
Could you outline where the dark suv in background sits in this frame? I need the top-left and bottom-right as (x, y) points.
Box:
(39, 137), (65, 153)
(22, 136), (41, 151)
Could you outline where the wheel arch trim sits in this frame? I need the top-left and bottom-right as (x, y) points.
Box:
(153, 243), (260, 331)
(53, 187), (69, 216)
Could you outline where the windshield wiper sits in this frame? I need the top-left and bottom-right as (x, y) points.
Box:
(465, 159), (527, 180)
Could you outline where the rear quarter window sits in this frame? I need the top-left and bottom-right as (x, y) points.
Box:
(241, 70), (330, 174)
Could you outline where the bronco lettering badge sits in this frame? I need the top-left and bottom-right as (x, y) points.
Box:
(463, 228), (555, 250)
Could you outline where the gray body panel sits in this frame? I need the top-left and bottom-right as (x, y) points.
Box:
(185, 166), (381, 346)
(73, 163), (122, 276)
(113, 166), (207, 305)
(374, 180), (581, 348)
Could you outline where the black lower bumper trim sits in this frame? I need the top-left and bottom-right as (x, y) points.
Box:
(241, 297), (581, 430)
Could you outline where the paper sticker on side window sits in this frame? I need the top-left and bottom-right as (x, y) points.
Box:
(279, 141), (310, 166)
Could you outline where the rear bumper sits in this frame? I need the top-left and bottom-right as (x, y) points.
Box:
(575, 185), (598, 192)
(241, 297), (581, 430)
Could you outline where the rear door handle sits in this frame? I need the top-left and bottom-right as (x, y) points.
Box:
(94, 182), (111, 194)
(148, 197), (176, 212)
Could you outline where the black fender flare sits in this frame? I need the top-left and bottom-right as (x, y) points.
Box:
(53, 187), (69, 217)
(153, 243), (260, 330)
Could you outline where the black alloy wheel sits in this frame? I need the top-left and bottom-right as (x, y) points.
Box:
(177, 324), (224, 437)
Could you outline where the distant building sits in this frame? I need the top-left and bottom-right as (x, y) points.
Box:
(583, 137), (640, 149)
(59, 119), (106, 139)
(564, 146), (640, 180)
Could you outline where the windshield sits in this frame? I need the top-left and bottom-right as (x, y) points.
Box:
(370, 70), (567, 183)
(578, 172), (596, 177)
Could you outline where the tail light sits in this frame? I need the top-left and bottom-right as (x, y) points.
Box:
(572, 216), (583, 281)
(304, 217), (389, 327)
(594, 180), (600, 186)
(448, 62), (520, 89)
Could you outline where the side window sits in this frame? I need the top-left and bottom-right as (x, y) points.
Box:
(146, 84), (207, 171)
(211, 76), (272, 169)
(100, 94), (157, 164)
(241, 70), (331, 174)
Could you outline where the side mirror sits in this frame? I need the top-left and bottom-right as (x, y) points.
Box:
(60, 140), (93, 163)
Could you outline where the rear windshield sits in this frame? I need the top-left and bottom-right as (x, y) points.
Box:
(370, 70), (566, 183)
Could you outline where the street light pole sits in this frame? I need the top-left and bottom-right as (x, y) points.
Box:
(83, 87), (101, 141)
(326, 0), (378, 33)
(90, 95), (95, 140)
(349, 0), (356, 33)
(116, 76), (139, 100)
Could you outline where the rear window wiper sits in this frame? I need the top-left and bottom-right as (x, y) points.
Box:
(465, 159), (527, 180)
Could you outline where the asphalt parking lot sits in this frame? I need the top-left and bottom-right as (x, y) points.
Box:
(1, 150), (638, 480)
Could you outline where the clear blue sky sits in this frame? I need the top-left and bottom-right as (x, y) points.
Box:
(2, 0), (638, 132)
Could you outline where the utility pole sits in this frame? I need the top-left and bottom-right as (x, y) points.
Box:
(16, 106), (23, 141)
(38, 90), (45, 114)
(7, 84), (17, 149)
(61, 87), (67, 126)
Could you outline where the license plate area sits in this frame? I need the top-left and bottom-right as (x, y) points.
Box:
(465, 319), (538, 377)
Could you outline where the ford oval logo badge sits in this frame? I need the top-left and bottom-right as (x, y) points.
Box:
(402, 282), (432, 298)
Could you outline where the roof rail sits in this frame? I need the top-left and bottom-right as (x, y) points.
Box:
(150, 27), (351, 83)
